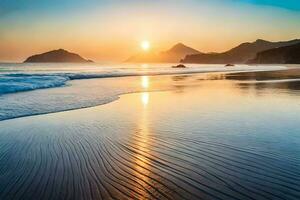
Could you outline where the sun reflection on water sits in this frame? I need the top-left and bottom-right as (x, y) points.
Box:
(141, 64), (149, 69)
(141, 76), (149, 89)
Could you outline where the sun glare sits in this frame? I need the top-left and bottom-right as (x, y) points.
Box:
(141, 41), (150, 51)
(141, 76), (149, 89)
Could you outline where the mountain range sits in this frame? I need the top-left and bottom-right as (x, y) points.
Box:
(23, 39), (300, 64)
(181, 39), (300, 64)
(24, 49), (93, 63)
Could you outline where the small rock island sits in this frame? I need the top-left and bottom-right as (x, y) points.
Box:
(24, 49), (93, 63)
(172, 64), (187, 68)
(225, 64), (235, 67)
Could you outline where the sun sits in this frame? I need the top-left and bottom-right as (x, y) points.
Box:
(141, 40), (150, 51)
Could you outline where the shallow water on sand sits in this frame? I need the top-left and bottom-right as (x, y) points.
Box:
(0, 71), (300, 199)
(0, 62), (288, 121)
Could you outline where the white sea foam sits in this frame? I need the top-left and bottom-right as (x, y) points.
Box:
(0, 74), (69, 95)
(0, 63), (290, 121)
(0, 63), (287, 95)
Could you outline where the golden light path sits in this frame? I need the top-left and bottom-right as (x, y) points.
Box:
(141, 76), (149, 89)
(131, 75), (151, 199)
(141, 93), (149, 107)
(141, 76), (150, 106)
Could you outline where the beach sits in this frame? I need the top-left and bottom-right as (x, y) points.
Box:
(0, 67), (300, 199)
(2, 0), (300, 199)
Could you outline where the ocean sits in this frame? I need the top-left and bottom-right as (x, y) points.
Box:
(0, 63), (285, 121)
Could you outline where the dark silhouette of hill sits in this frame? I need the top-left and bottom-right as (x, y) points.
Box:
(248, 42), (300, 64)
(24, 49), (93, 63)
(181, 39), (300, 64)
(126, 43), (200, 63)
(159, 43), (201, 62)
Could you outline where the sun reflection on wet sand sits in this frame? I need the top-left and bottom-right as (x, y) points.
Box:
(141, 92), (149, 107)
(131, 80), (153, 198)
(141, 76), (149, 89)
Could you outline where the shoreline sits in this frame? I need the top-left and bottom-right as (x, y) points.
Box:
(1, 67), (300, 123)
(0, 64), (288, 95)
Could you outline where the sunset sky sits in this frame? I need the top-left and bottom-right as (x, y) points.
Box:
(1, 0), (300, 62)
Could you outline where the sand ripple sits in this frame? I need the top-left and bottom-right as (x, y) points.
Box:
(0, 126), (299, 200)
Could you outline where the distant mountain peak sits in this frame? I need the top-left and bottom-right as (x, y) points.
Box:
(165, 43), (201, 54)
(173, 42), (187, 48)
(255, 39), (269, 43)
(57, 48), (67, 52)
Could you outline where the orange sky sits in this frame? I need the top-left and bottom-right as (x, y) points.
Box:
(1, 0), (300, 62)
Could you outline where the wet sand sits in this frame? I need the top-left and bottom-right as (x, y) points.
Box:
(0, 70), (300, 199)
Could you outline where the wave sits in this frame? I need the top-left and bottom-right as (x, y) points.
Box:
(0, 74), (69, 95)
(0, 65), (286, 95)
(0, 64), (289, 121)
